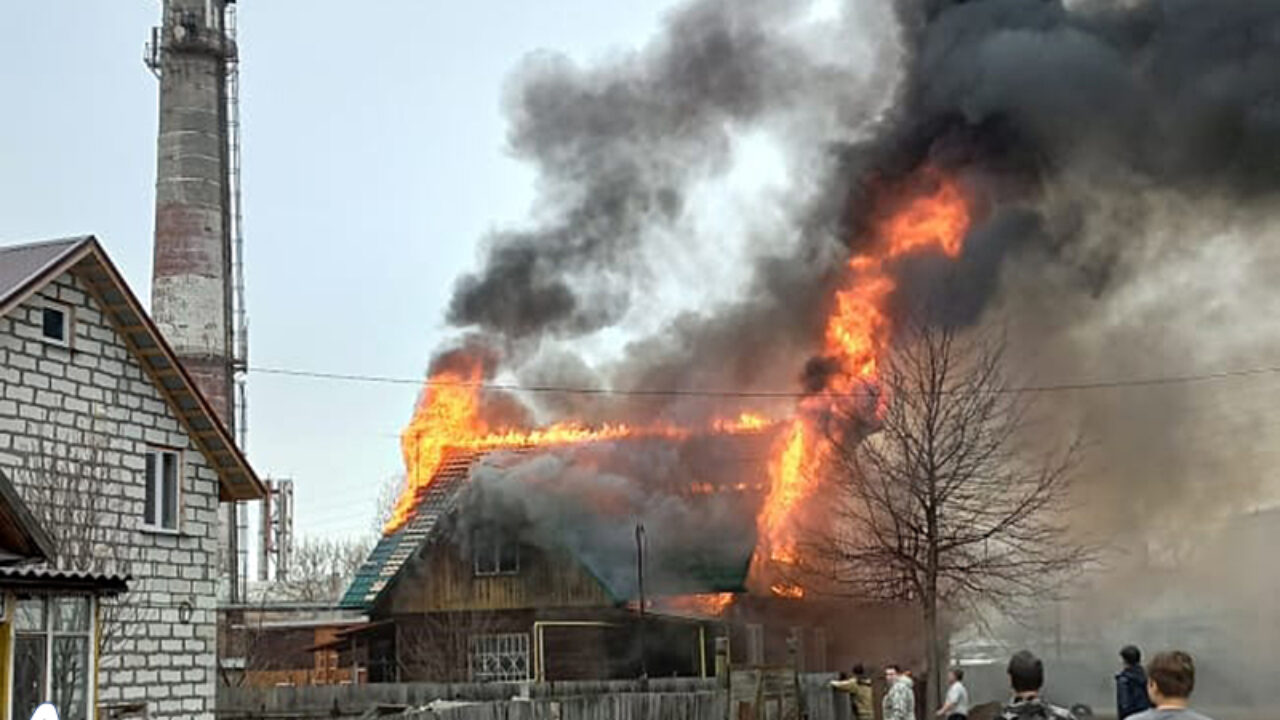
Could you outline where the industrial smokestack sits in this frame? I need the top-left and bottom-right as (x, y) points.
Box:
(146, 0), (248, 604)
(147, 0), (235, 425)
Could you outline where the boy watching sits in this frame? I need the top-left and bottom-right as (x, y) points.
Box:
(1127, 651), (1213, 720)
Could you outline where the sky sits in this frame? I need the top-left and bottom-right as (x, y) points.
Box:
(0, 1), (687, 544)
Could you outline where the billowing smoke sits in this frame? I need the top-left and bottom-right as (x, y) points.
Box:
(424, 0), (1280, 687)
(446, 435), (767, 598)
(448, 0), (857, 341)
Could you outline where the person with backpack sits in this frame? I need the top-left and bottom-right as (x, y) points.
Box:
(1000, 650), (1075, 720)
(1117, 645), (1154, 719)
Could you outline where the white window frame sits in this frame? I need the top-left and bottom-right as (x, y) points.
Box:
(143, 446), (183, 532)
(39, 300), (73, 348)
(467, 632), (529, 683)
(5, 592), (98, 720)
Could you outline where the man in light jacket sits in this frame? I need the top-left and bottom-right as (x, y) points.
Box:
(884, 665), (916, 720)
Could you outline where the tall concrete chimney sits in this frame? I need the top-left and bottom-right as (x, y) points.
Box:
(146, 0), (246, 604)
(148, 0), (235, 425)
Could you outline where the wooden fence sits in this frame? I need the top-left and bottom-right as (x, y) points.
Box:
(218, 674), (847, 720)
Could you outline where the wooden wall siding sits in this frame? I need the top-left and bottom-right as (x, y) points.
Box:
(394, 611), (535, 683)
(385, 541), (614, 615)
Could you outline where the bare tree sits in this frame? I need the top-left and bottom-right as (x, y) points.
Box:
(371, 473), (405, 536)
(806, 322), (1094, 708)
(272, 535), (372, 603)
(17, 424), (145, 667)
(397, 610), (508, 682)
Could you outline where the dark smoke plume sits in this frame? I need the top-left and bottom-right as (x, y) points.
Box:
(431, 0), (1280, 531)
(447, 0), (867, 341)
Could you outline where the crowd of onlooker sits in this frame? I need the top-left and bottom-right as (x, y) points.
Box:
(833, 646), (1210, 720)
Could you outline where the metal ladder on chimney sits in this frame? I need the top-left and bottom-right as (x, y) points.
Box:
(224, 0), (251, 602)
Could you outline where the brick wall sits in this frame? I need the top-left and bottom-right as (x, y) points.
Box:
(0, 271), (223, 719)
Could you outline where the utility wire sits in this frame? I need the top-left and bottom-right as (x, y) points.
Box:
(248, 362), (1280, 398)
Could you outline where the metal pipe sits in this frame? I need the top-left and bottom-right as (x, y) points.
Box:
(699, 625), (707, 679)
(636, 523), (647, 680)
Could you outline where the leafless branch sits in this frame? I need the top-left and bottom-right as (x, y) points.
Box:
(799, 320), (1098, 706)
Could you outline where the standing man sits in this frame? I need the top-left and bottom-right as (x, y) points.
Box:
(999, 650), (1074, 720)
(937, 668), (970, 720)
(831, 664), (876, 719)
(884, 665), (917, 720)
(1117, 645), (1153, 719)
(1126, 651), (1214, 720)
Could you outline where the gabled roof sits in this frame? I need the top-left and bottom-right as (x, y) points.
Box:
(0, 236), (265, 501)
(0, 467), (56, 564)
(340, 449), (482, 609)
(340, 436), (767, 611)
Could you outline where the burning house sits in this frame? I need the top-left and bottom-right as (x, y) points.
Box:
(336, 426), (920, 682)
(338, 0), (1280, 693)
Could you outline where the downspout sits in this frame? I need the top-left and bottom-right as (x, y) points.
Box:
(698, 625), (707, 679)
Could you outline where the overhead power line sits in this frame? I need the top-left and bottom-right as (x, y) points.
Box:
(247, 362), (1280, 398)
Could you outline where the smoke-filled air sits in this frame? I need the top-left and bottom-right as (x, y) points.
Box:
(392, 0), (1280, 707)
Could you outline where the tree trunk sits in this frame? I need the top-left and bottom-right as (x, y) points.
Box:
(924, 597), (941, 715)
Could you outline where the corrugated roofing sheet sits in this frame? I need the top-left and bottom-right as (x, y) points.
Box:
(0, 564), (130, 593)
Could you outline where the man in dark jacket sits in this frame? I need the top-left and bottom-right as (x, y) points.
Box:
(1117, 645), (1153, 719)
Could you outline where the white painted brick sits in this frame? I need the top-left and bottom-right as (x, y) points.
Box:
(37, 359), (64, 377)
(22, 371), (51, 389)
(0, 270), (228, 720)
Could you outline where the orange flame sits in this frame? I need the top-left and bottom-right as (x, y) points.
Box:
(665, 592), (736, 617)
(770, 583), (806, 599)
(754, 168), (971, 591)
(387, 166), (972, 600)
(387, 387), (776, 533)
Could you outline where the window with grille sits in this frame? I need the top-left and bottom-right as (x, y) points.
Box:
(468, 633), (529, 682)
(473, 527), (520, 576)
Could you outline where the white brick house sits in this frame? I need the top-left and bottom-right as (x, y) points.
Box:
(0, 236), (265, 720)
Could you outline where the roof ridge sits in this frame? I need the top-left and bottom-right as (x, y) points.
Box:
(0, 235), (93, 252)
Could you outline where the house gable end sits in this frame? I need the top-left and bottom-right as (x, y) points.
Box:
(0, 236), (264, 501)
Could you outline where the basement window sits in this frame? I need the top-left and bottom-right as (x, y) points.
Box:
(40, 302), (72, 347)
(473, 527), (520, 577)
(144, 447), (182, 531)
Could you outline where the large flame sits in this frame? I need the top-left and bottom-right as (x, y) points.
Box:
(754, 168), (971, 594)
(386, 381), (773, 533)
(661, 592), (736, 617)
(386, 166), (972, 600)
